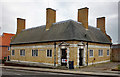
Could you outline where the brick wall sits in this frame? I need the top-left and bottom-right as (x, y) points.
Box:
(10, 41), (111, 67)
(112, 48), (120, 62)
(1, 47), (10, 60)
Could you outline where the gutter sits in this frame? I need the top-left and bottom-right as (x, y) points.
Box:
(0, 45), (9, 47)
(10, 39), (112, 45)
(54, 42), (56, 67)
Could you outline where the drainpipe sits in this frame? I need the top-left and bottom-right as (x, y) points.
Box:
(87, 42), (88, 66)
(10, 44), (11, 61)
(110, 43), (112, 61)
(54, 42), (56, 67)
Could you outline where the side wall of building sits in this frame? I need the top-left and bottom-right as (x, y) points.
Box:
(87, 43), (111, 65)
(71, 41), (111, 68)
(1, 47), (10, 60)
(11, 42), (56, 66)
(10, 41), (111, 68)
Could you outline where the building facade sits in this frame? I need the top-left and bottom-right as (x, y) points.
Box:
(0, 33), (15, 61)
(10, 7), (112, 68)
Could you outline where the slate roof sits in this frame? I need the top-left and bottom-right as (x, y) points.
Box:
(11, 20), (111, 45)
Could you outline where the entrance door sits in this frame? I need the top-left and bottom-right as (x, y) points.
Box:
(61, 49), (67, 66)
(79, 49), (83, 66)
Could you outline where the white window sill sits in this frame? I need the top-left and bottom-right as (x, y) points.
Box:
(89, 56), (94, 58)
(32, 56), (38, 57)
(47, 56), (52, 58)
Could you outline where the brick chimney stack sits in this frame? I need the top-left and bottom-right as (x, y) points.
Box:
(16, 18), (25, 34)
(97, 17), (106, 34)
(78, 7), (88, 29)
(46, 8), (56, 30)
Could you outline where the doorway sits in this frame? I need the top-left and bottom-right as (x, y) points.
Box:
(61, 49), (67, 66)
(79, 49), (83, 66)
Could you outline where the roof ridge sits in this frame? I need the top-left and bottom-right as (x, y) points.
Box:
(53, 19), (82, 25)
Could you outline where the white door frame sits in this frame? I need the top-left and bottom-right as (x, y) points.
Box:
(58, 46), (69, 68)
(77, 46), (86, 67)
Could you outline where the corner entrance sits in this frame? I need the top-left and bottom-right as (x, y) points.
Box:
(79, 49), (83, 66)
(61, 49), (67, 66)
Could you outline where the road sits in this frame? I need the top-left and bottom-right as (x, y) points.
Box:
(1, 68), (100, 77)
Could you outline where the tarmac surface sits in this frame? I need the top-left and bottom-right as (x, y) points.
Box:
(0, 64), (120, 77)
(1, 68), (100, 77)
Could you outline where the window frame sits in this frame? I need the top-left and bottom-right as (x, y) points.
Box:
(32, 49), (38, 56)
(89, 49), (94, 57)
(11, 50), (15, 56)
(98, 49), (103, 57)
(107, 49), (109, 56)
(20, 49), (25, 56)
(46, 49), (52, 57)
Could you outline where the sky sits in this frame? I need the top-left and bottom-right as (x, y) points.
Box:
(118, 1), (120, 44)
(0, 0), (119, 44)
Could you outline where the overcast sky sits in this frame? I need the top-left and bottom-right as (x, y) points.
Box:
(0, 0), (119, 44)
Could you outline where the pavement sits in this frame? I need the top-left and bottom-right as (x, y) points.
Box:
(0, 64), (120, 77)
(75, 62), (120, 74)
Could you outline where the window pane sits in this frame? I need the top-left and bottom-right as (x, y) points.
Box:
(47, 50), (49, 57)
(36, 50), (38, 56)
(99, 50), (103, 56)
(89, 50), (93, 57)
(50, 50), (52, 57)
(107, 50), (109, 56)
(23, 50), (25, 56)
(33, 50), (35, 56)
(12, 50), (15, 55)
(20, 50), (25, 56)
(101, 50), (103, 56)
(98, 50), (100, 56)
